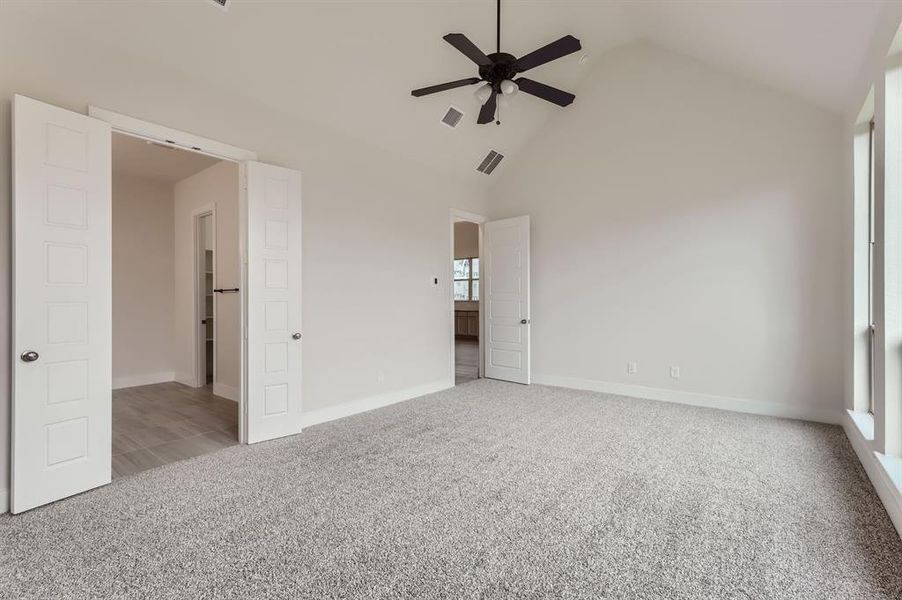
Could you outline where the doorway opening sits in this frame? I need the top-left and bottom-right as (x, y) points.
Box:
(110, 132), (240, 479)
(198, 212), (215, 386)
(12, 95), (306, 513)
(451, 213), (485, 384)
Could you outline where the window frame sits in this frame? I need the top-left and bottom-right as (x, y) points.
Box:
(869, 118), (876, 414)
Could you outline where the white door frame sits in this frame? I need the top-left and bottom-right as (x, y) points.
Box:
(87, 107), (257, 162)
(449, 209), (487, 384)
(193, 207), (215, 389)
(88, 106), (259, 443)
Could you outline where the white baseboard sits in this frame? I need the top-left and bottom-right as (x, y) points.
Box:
(174, 372), (198, 388)
(0, 487), (8, 515)
(533, 373), (842, 425)
(301, 379), (453, 428)
(112, 371), (175, 390)
(213, 382), (240, 402)
(843, 411), (902, 539)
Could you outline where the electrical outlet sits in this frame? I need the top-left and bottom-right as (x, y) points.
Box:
(377, 370), (385, 383)
(627, 361), (638, 375)
(670, 366), (680, 379)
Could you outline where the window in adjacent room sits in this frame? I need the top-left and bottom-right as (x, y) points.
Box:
(454, 257), (480, 301)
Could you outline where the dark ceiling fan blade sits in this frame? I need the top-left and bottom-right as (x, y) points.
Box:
(411, 77), (482, 97)
(443, 33), (493, 67)
(514, 34), (581, 73)
(515, 78), (575, 107)
(477, 89), (498, 124)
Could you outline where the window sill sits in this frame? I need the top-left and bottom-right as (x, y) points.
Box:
(843, 410), (902, 538)
(878, 453), (902, 490)
(848, 409), (875, 441)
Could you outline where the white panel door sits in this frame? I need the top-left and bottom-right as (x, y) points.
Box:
(12, 95), (112, 513)
(244, 162), (302, 443)
(484, 216), (530, 384)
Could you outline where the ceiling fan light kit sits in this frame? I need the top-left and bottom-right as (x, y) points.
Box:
(500, 79), (519, 96)
(474, 83), (493, 104)
(411, 0), (580, 126)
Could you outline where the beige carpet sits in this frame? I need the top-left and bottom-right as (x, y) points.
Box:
(1, 380), (900, 599)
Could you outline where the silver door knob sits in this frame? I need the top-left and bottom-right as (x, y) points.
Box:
(20, 351), (39, 362)
(292, 333), (302, 340)
(520, 319), (529, 325)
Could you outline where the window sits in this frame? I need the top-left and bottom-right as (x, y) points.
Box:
(454, 258), (479, 301)
(869, 118), (876, 414)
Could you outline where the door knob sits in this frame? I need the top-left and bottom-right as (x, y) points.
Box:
(292, 333), (302, 340)
(20, 350), (39, 363)
(520, 319), (529, 325)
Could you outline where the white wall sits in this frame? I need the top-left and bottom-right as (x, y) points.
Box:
(0, 13), (488, 504)
(489, 44), (844, 421)
(111, 172), (175, 388)
(172, 161), (240, 398)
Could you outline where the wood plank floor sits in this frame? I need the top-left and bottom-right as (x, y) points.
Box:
(111, 382), (238, 479)
(455, 338), (479, 385)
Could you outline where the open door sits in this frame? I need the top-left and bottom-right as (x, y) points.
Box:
(243, 162), (302, 443)
(12, 95), (112, 513)
(484, 215), (531, 384)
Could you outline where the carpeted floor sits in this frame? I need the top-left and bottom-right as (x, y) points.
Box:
(1, 380), (901, 599)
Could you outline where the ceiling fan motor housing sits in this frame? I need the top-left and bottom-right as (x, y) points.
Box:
(480, 53), (518, 89)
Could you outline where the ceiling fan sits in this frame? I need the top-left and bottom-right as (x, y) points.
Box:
(411, 0), (581, 125)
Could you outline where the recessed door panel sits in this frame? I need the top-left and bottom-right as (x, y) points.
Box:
(245, 162), (302, 443)
(12, 95), (112, 513)
(483, 216), (530, 384)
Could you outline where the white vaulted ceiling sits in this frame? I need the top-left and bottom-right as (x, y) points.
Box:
(626, 1), (886, 115)
(0, 1), (888, 182)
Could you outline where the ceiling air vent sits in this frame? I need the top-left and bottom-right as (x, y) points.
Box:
(476, 150), (504, 175)
(441, 106), (464, 129)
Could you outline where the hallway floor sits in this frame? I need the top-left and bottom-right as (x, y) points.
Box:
(111, 382), (238, 479)
(455, 338), (478, 384)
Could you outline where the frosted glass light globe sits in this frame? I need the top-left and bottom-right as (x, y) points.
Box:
(474, 83), (493, 103)
(500, 79), (519, 96)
